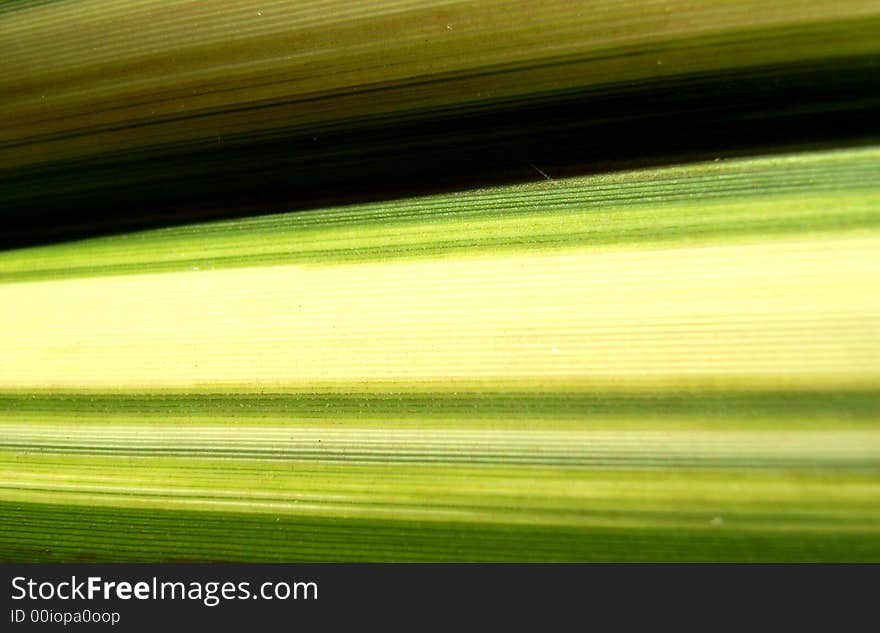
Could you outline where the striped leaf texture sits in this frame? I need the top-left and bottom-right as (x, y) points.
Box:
(2, 147), (879, 560)
(1, 0), (879, 561)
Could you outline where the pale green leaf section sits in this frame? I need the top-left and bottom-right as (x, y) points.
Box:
(1, 146), (879, 561)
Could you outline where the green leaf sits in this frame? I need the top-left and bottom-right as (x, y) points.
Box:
(1, 147), (879, 561)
